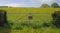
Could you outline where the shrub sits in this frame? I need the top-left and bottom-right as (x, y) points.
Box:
(51, 11), (60, 28)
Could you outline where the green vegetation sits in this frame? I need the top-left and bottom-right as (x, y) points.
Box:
(52, 11), (60, 28)
(0, 8), (60, 33)
(40, 4), (50, 8)
(51, 2), (60, 8)
(40, 2), (60, 8)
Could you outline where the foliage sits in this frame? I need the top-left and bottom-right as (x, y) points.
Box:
(52, 11), (60, 28)
(40, 4), (50, 8)
(51, 2), (59, 8)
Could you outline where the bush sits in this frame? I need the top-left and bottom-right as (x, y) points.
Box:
(52, 20), (60, 28)
(0, 10), (7, 27)
(51, 11), (60, 28)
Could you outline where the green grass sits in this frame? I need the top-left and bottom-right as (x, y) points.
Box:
(0, 8), (60, 33)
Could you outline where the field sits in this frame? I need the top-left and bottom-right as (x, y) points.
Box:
(0, 8), (60, 33)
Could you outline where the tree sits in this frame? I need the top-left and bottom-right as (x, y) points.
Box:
(51, 2), (59, 8)
(40, 4), (50, 8)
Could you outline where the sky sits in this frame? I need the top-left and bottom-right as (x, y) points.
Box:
(0, 0), (60, 7)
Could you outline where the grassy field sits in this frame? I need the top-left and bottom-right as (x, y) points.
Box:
(0, 8), (60, 33)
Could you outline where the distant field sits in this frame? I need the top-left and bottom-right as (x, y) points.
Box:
(0, 8), (60, 33)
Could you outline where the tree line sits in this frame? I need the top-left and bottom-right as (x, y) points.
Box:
(40, 2), (60, 8)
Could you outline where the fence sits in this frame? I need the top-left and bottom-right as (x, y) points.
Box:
(7, 12), (52, 23)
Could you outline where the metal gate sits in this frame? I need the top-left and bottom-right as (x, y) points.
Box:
(7, 12), (52, 23)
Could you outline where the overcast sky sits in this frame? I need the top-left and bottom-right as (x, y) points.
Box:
(0, 0), (60, 7)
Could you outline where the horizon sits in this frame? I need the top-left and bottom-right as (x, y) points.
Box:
(0, 0), (60, 7)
